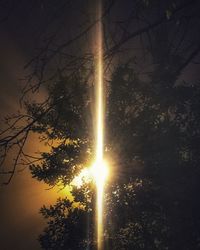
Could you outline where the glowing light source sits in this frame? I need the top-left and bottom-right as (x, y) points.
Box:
(71, 167), (92, 188)
(66, 2), (108, 249)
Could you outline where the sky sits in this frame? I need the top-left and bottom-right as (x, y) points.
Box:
(0, 33), (57, 250)
(0, 1), (71, 249)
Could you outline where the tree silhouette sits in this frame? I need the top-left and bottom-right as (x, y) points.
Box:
(25, 59), (200, 249)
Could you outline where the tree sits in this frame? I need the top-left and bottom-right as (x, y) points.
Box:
(26, 60), (200, 249)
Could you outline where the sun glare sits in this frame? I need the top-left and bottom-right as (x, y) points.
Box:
(71, 167), (92, 188)
(67, 2), (107, 249)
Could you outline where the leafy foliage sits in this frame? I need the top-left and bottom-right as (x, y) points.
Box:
(39, 198), (94, 250)
(28, 61), (200, 249)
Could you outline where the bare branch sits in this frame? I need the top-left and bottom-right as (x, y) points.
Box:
(105, 0), (197, 58)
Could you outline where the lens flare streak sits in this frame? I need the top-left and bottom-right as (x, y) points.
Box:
(91, 3), (108, 250)
(70, 3), (107, 249)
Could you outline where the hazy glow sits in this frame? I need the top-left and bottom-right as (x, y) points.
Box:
(71, 168), (92, 188)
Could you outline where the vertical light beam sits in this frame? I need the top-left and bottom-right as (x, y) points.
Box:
(91, 2), (108, 250)
(95, 6), (104, 249)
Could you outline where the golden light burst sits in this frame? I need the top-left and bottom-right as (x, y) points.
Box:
(66, 2), (108, 249)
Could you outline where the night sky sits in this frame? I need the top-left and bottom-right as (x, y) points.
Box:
(0, 1), (75, 249)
